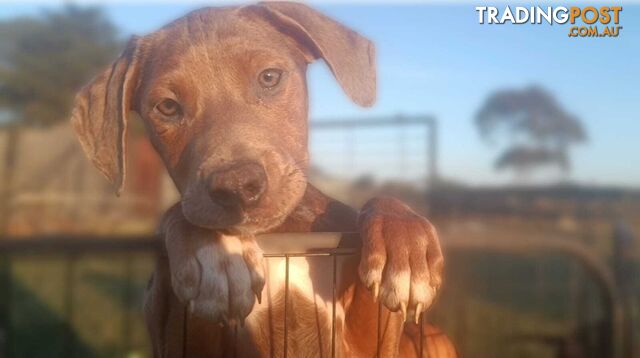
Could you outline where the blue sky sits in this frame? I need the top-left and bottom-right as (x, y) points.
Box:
(1, 2), (639, 187)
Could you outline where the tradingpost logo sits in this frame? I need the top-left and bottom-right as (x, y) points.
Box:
(475, 6), (623, 38)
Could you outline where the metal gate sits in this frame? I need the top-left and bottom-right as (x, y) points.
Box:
(0, 232), (626, 357)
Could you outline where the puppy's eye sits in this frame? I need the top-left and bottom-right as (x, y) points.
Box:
(258, 68), (283, 89)
(155, 98), (182, 118)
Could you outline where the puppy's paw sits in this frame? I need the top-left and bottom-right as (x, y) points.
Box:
(162, 205), (265, 324)
(358, 197), (443, 323)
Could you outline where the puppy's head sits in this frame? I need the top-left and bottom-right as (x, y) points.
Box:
(70, 2), (376, 233)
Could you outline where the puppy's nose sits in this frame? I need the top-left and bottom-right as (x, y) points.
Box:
(208, 162), (267, 208)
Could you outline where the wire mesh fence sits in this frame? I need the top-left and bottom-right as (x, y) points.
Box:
(310, 115), (438, 191)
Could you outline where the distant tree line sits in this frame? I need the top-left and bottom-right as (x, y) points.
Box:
(0, 5), (121, 127)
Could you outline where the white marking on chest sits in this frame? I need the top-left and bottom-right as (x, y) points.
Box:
(244, 256), (345, 356)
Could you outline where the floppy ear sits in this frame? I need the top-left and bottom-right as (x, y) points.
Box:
(70, 36), (143, 196)
(257, 1), (376, 107)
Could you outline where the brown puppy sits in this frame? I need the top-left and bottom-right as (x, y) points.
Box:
(70, 2), (454, 357)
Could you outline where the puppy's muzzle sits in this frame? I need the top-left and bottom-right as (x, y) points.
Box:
(207, 162), (268, 209)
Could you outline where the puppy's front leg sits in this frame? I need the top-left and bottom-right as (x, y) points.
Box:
(358, 197), (444, 321)
(274, 187), (447, 357)
(161, 203), (265, 324)
(275, 187), (444, 321)
(350, 197), (446, 357)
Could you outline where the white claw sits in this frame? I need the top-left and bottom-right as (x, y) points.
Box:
(415, 303), (423, 325)
(372, 282), (380, 303)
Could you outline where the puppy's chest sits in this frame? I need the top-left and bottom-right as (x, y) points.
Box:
(239, 256), (353, 357)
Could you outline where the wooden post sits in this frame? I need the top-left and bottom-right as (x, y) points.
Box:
(0, 125), (20, 358)
(613, 221), (635, 358)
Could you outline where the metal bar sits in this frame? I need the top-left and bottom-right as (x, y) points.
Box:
(233, 324), (238, 358)
(264, 250), (358, 258)
(311, 115), (436, 128)
(331, 254), (337, 358)
(182, 306), (188, 358)
(123, 255), (133, 356)
(0, 256), (12, 357)
(283, 255), (289, 358)
(613, 221), (635, 358)
(428, 119), (438, 189)
(64, 253), (77, 358)
(376, 302), (382, 358)
(419, 313), (424, 358)
(0, 236), (161, 254)
(0, 233), (361, 256)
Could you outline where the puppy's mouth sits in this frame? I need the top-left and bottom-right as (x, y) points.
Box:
(181, 165), (307, 234)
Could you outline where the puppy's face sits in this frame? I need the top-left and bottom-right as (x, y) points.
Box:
(70, 3), (375, 234)
(138, 10), (310, 232)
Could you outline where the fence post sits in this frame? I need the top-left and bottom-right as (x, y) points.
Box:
(427, 118), (438, 191)
(0, 257), (11, 358)
(613, 221), (636, 358)
(0, 126), (20, 358)
(122, 255), (133, 356)
(63, 253), (77, 358)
